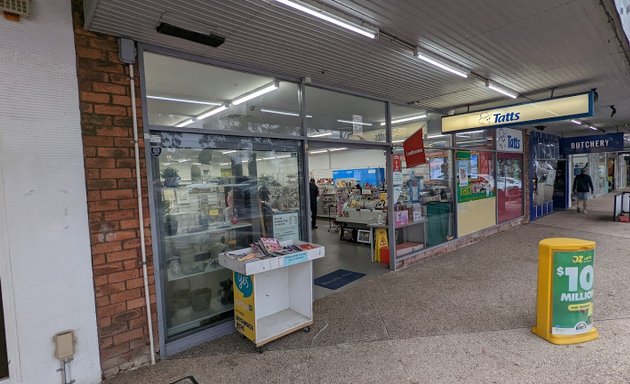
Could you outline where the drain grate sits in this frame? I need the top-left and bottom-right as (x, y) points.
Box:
(170, 377), (199, 384)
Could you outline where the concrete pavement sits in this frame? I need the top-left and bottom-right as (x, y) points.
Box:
(105, 191), (630, 384)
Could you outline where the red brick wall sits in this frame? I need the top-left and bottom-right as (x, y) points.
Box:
(72, 2), (158, 378)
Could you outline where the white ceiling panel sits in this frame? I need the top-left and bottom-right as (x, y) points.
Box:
(85, 0), (630, 135)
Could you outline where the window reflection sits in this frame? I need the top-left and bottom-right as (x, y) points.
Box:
(144, 52), (300, 135)
(153, 134), (304, 339)
(305, 86), (386, 142)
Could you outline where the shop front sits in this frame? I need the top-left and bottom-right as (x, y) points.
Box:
(560, 133), (626, 202)
(139, 47), (590, 354)
(141, 47), (395, 354)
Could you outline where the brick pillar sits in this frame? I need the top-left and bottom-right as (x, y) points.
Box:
(71, 1), (158, 378)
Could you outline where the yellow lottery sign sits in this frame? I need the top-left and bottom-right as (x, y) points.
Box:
(233, 272), (256, 342)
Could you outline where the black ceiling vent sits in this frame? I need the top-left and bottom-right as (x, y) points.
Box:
(156, 22), (225, 48)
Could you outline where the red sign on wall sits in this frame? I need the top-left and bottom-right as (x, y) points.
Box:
(403, 129), (426, 167)
(392, 154), (402, 172)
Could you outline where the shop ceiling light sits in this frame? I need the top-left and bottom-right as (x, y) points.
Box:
(271, 0), (378, 39)
(276, 154), (291, 159)
(428, 134), (447, 138)
(456, 130), (484, 136)
(308, 132), (333, 137)
(147, 95), (222, 106)
(486, 81), (518, 99)
(381, 114), (427, 126)
(197, 104), (228, 120)
(222, 150), (237, 154)
(232, 82), (279, 106)
(175, 118), (195, 128)
(337, 119), (372, 126)
(309, 149), (328, 154)
(262, 156), (277, 160)
(328, 147), (348, 152)
(589, 126), (598, 131)
(392, 139), (405, 143)
(415, 49), (469, 78)
(260, 108), (313, 118)
(570, 119), (582, 125)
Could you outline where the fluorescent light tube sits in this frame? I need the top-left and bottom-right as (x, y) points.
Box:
(260, 108), (313, 118)
(222, 150), (237, 154)
(276, 154), (291, 159)
(309, 149), (328, 154)
(382, 114), (428, 126)
(428, 134), (447, 138)
(232, 82), (279, 106)
(416, 50), (469, 78)
(175, 118), (195, 128)
(392, 139), (405, 143)
(197, 105), (228, 120)
(337, 119), (372, 126)
(589, 126), (597, 131)
(486, 81), (518, 99)
(456, 130), (484, 135)
(271, 0), (378, 39)
(262, 156), (276, 160)
(147, 95), (221, 106)
(308, 132), (333, 137)
(328, 147), (348, 152)
(570, 119), (582, 125)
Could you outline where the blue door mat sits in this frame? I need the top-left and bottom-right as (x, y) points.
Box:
(170, 377), (198, 384)
(314, 269), (366, 290)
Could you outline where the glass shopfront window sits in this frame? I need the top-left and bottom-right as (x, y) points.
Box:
(532, 136), (559, 207)
(151, 132), (305, 340)
(144, 52), (300, 136)
(305, 86), (386, 142)
(455, 129), (494, 150)
(393, 148), (455, 254)
(390, 105), (455, 257)
(456, 149), (496, 237)
(497, 153), (523, 223)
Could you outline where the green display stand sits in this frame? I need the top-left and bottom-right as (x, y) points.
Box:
(426, 202), (451, 247)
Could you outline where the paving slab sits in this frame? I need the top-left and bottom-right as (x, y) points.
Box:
(103, 192), (630, 384)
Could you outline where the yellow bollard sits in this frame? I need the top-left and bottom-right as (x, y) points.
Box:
(532, 238), (599, 344)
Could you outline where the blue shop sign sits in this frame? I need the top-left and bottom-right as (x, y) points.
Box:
(559, 133), (624, 155)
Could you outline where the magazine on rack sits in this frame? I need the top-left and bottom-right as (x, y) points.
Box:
(225, 238), (318, 263)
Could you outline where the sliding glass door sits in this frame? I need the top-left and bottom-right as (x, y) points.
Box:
(150, 132), (306, 342)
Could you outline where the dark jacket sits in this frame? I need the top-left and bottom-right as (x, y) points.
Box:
(573, 173), (594, 193)
(309, 182), (319, 208)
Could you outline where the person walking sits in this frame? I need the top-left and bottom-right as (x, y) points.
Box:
(309, 178), (319, 229)
(573, 168), (594, 213)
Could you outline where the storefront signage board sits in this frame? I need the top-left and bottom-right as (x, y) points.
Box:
(442, 92), (593, 133)
(559, 133), (624, 155)
(403, 128), (426, 167)
(496, 128), (523, 153)
(272, 211), (300, 242)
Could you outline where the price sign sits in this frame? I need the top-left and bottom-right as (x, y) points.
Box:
(552, 250), (594, 335)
